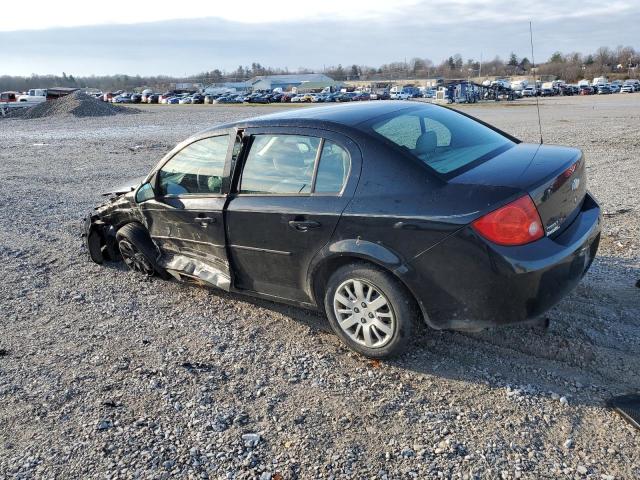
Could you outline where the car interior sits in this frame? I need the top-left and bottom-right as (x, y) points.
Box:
(240, 135), (318, 194)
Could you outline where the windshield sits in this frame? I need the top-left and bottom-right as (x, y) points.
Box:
(366, 105), (515, 176)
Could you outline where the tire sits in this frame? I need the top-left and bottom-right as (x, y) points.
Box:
(324, 263), (416, 358)
(115, 223), (166, 278)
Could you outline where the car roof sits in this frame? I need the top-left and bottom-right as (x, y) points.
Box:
(208, 101), (425, 133)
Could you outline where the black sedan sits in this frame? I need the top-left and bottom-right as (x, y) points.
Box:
(84, 102), (601, 358)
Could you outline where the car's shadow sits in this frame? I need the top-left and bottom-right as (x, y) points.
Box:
(406, 255), (640, 408)
(110, 254), (640, 408)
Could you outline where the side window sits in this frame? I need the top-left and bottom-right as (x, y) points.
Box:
(314, 141), (351, 193)
(158, 135), (229, 195)
(240, 135), (320, 194)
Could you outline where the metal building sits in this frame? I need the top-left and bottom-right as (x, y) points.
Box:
(250, 74), (334, 91)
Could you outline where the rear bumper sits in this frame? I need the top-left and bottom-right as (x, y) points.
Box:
(409, 192), (601, 330)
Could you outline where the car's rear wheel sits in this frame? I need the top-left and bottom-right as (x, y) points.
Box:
(324, 263), (415, 358)
(116, 223), (164, 278)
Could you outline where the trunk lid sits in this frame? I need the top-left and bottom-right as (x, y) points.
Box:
(451, 143), (586, 237)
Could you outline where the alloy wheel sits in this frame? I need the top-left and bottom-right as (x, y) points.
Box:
(333, 279), (396, 348)
(118, 239), (154, 276)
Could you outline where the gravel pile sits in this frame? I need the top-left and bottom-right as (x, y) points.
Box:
(0, 98), (638, 479)
(18, 91), (139, 119)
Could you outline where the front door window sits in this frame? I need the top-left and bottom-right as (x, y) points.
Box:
(158, 135), (229, 196)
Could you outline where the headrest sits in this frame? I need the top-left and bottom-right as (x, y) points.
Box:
(415, 131), (438, 154)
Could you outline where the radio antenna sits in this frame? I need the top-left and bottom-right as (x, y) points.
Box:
(529, 21), (543, 144)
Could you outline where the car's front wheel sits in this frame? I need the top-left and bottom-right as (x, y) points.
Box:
(324, 263), (415, 358)
(116, 223), (164, 278)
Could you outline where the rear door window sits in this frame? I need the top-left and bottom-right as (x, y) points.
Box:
(239, 135), (319, 194)
(238, 134), (352, 195)
(314, 141), (351, 193)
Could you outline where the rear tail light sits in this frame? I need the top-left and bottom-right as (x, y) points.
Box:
(472, 195), (544, 246)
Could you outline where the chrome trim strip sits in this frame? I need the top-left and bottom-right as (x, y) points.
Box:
(229, 244), (291, 256)
(152, 236), (225, 249)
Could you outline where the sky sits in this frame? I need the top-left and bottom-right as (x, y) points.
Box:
(1, 0), (638, 77)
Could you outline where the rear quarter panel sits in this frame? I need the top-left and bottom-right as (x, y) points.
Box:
(333, 139), (521, 263)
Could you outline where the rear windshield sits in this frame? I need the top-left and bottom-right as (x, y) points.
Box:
(366, 105), (514, 176)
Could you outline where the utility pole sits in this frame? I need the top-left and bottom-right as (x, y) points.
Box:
(479, 52), (482, 79)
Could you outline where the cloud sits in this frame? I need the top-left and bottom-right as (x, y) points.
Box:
(1, 1), (638, 76)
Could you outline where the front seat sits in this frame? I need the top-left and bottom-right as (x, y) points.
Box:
(414, 131), (438, 158)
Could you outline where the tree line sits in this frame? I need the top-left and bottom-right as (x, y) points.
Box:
(1, 46), (637, 92)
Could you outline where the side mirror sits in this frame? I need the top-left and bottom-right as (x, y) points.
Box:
(135, 182), (155, 203)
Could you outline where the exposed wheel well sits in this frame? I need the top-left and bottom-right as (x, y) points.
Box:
(310, 256), (425, 323)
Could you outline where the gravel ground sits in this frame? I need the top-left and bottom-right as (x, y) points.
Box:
(0, 96), (638, 479)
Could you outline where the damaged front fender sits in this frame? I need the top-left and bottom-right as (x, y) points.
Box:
(83, 214), (118, 264)
(82, 188), (143, 264)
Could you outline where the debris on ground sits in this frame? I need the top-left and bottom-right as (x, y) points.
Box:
(603, 208), (632, 217)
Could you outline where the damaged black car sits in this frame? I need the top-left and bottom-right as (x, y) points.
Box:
(85, 102), (601, 358)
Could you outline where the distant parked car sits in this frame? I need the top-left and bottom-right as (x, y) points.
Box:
(147, 94), (160, 104)
(159, 93), (176, 104)
(141, 92), (154, 103)
(579, 86), (594, 95)
(114, 93), (132, 103)
(213, 96), (235, 104)
(103, 92), (114, 102)
(540, 88), (554, 97)
(597, 85), (611, 95)
(166, 97), (180, 104)
(390, 91), (411, 100)
(608, 84), (620, 93)
(130, 93), (143, 103)
(620, 84), (634, 93)
(256, 94), (273, 104)
(521, 87), (537, 97)
(178, 96), (192, 104)
(558, 85), (573, 96)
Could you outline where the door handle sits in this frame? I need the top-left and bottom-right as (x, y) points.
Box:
(288, 220), (321, 232)
(195, 216), (215, 224)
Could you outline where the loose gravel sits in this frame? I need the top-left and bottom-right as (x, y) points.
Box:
(0, 97), (638, 479)
(11, 91), (139, 120)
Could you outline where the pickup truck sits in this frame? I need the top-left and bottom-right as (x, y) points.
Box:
(0, 91), (19, 104)
(16, 89), (47, 106)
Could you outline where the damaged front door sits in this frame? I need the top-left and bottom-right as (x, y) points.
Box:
(139, 134), (233, 289)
